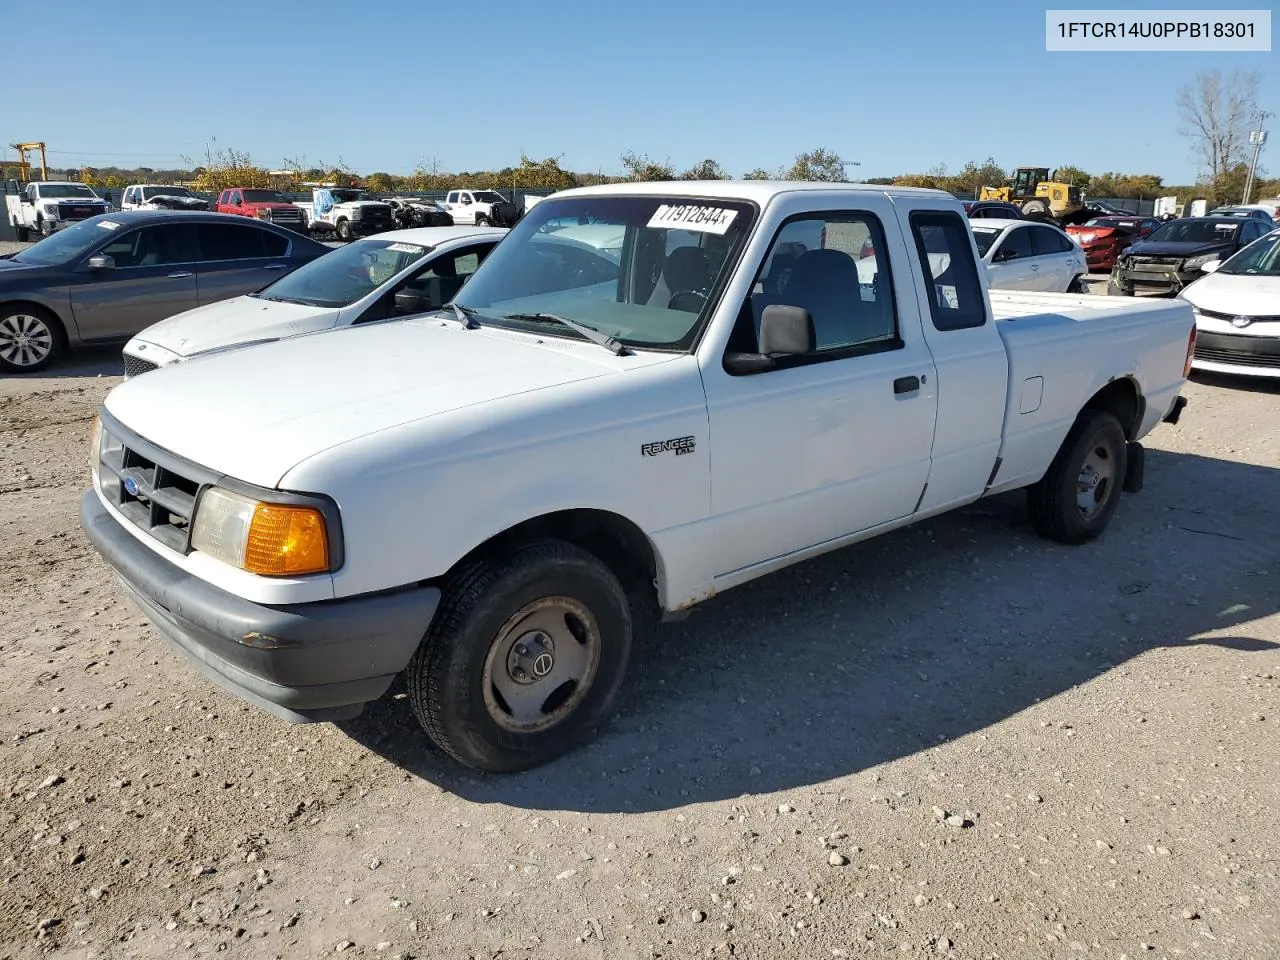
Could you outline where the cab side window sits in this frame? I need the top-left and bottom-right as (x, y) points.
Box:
(729, 212), (898, 357)
(908, 211), (987, 332)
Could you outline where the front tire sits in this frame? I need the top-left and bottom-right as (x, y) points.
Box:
(0, 305), (66, 373)
(335, 218), (352, 242)
(1027, 410), (1127, 544)
(475, 214), (489, 227)
(407, 539), (633, 773)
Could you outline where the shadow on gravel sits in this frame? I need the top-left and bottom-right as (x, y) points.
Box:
(1, 346), (123, 381)
(340, 449), (1280, 813)
(1190, 370), (1280, 396)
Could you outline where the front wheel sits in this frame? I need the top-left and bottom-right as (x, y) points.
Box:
(1027, 409), (1127, 544)
(474, 214), (489, 227)
(0, 306), (65, 373)
(335, 218), (352, 241)
(407, 539), (633, 773)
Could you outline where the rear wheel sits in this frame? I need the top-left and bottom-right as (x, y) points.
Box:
(1022, 199), (1048, 216)
(14, 223), (29, 243)
(1027, 410), (1127, 544)
(406, 539), (633, 773)
(0, 306), (65, 373)
(1067, 274), (1088, 294)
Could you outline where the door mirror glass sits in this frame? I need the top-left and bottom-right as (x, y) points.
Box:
(393, 285), (438, 315)
(87, 254), (115, 271)
(759, 305), (816, 355)
(993, 247), (1018, 262)
(1199, 259), (1222, 274)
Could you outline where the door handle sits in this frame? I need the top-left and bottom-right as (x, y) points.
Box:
(167, 271), (193, 278)
(263, 263), (288, 271)
(893, 375), (921, 395)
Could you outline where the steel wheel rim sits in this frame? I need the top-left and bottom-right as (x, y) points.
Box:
(1076, 442), (1115, 519)
(0, 314), (54, 368)
(481, 596), (602, 735)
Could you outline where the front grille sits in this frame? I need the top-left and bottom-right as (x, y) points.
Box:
(121, 354), (158, 378)
(265, 207), (302, 222)
(96, 418), (217, 554)
(1199, 307), (1280, 324)
(60, 204), (106, 221)
(1194, 331), (1280, 368)
(1128, 256), (1182, 268)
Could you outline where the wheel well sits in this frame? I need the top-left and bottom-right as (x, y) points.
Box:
(0, 300), (66, 337)
(1084, 378), (1142, 440)
(455, 509), (659, 601)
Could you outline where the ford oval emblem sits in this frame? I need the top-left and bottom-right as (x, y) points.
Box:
(123, 476), (140, 496)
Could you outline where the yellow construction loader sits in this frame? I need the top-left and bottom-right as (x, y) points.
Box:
(979, 167), (1087, 223)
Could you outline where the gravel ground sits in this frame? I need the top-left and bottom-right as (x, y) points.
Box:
(1, 256), (1279, 960)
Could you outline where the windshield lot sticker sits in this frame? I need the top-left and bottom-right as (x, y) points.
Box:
(97, 220), (121, 230)
(386, 243), (424, 253)
(647, 205), (738, 235)
(642, 436), (696, 457)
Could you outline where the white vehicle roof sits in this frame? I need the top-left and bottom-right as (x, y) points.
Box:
(970, 218), (1039, 231)
(553, 180), (958, 203)
(358, 225), (508, 245)
(129, 183), (193, 190)
(34, 181), (89, 188)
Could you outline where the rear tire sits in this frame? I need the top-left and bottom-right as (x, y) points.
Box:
(1067, 274), (1088, 294)
(15, 223), (30, 243)
(1026, 410), (1127, 545)
(406, 539), (633, 773)
(1022, 199), (1048, 216)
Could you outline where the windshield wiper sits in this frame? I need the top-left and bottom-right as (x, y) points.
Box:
(445, 302), (482, 329)
(503, 313), (629, 356)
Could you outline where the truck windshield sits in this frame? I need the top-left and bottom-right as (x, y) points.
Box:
(1217, 231), (1280, 276)
(453, 195), (756, 351)
(142, 186), (194, 199)
(39, 184), (99, 199)
(9, 217), (121, 265)
(330, 190), (370, 203)
(1147, 220), (1239, 244)
(472, 191), (506, 204)
(252, 237), (432, 307)
(242, 190), (288, 203)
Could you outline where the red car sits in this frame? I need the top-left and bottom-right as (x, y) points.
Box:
(212, 187), (309, 234)
(1066, 216), (1160, 272)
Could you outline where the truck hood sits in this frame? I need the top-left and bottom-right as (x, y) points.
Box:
(1126, 239), (1235, 259)
(103, 318), (670, 489)
(127, 295), (339, 358)
(246, 202), (298, 211)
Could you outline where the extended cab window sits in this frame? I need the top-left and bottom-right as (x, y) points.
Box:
(909, 211), (986, 332)
(733, 212), (897, 355)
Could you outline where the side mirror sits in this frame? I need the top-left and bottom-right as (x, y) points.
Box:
(393, 288), (436, 315)
(1199, 260), (1222, 274)
(724, 305), (816, 374)
(87, 254), (115, 271)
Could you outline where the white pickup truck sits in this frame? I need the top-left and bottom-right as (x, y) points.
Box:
(5, 180), (111, 240)
(441, 188), (513, 226)
(80, 181), (1195, 774)
(294, 188), (396, 241)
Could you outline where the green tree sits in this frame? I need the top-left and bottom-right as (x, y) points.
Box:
(515, 154), (577, 190)
(1177, 68), (1264, 181)
(782, 147), (845, 181)
(741, 168), (772, 180)
(620, 151), (675, 181)
(892, 174), (940, 188)
(679, 159), (729, 180)
(181, 139), (272, 193)
(1053, 165), (1090, 187)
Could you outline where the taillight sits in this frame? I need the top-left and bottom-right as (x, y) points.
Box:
(1184, 324), (1196, 378)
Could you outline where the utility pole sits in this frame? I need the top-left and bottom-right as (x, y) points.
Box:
(1242, 113), (1269, 205)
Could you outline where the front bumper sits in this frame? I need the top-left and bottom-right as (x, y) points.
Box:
(1112, 265), (1196, 295)
(348, 219), (393, 237)
(80, 490), (440, 722)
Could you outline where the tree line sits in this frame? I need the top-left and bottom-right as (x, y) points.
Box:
(3, 71), (1273, 205)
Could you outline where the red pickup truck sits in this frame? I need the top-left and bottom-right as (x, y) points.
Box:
(213, 188), (309, 234)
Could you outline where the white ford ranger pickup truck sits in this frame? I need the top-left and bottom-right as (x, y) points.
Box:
(80, 181), (1195, 773)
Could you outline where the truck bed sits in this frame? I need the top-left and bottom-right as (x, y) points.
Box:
(985, 289), (1194, 497)
(988, 289), (1189, 325)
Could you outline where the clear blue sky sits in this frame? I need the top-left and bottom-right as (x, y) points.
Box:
(7, 0), (1276, 185)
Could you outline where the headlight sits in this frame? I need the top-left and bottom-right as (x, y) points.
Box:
(190, 487), (332, 576)
(43, 204), (59, 216)
(255, 208), (271, 219)
(1183, 254), (1216, 270)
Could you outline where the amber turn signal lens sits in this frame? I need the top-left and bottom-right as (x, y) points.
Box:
(242, 504), (330, 576)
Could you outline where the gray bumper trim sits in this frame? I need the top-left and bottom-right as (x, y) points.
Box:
(80, 490), (440, 722)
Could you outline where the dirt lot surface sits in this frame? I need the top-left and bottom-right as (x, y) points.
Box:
(2, 308), (1279, 960)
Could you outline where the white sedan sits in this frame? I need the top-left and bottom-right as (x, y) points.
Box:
(121, 225), (508, 376)
(1178, 228), (1280, 378)
(970, 219), (1089, 293)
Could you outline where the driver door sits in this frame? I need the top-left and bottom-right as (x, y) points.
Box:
(986, 226), (1038, 290)
(352, 242), (496, 323)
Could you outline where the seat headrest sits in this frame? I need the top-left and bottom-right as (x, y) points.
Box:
(787, 248), (860, 294)
(664, 245), (711, 292)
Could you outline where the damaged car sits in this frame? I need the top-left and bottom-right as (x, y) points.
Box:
(1107, 215), (1272, 296)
